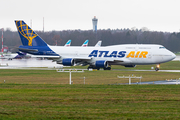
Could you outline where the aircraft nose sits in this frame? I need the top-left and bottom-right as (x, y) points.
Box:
(169, 52), (176, 61)
(172, 52), (176, 59)
(163, 51), (176, 62)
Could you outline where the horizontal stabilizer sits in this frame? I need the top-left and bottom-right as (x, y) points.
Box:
(19, 48), (38, 52)
(16, 52), (26, 56)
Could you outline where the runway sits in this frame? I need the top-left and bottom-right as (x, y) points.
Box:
(112, 69), (180, 73)
(1, 58), (180, 85)
(173, 55), (180, 61)
(130, 80), (180, 85)
(0, 58), (180, 73)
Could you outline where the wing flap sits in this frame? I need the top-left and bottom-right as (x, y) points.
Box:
(31, 55), (60, 58)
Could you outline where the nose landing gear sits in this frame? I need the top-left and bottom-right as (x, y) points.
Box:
(155, 64), (160, 71)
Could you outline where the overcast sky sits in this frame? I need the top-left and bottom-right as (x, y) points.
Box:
(1, 0), (180, 32)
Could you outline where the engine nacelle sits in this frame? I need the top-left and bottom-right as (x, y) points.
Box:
(62, 58), (74, 66)
(124, 65), (136, 67)
(95, 60), (108, 68)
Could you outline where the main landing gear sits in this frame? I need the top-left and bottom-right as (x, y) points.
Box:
(87, 66), (111, 70)
(155, 64), (160, 71)
(103, 67), (111, 70)
(87, 66), (100, 70)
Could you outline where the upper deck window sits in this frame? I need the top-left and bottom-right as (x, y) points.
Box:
(126, 47), (135, 49)
(159, 47), (166, 49)
(139, 47), (151, 49)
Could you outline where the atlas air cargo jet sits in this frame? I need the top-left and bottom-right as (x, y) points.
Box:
(15, 20), (176, 71)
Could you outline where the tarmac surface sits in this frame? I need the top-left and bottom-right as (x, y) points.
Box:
(110, 80), (180, 85)
(173, 55), (180, 61)
(128, 80), (180, 85)
(142, 80), (180, 84)
(1, 58), (180, 85)
(1, 58), (180, 73)
(0, 58), (62, 68)
(114, 69), (180, 73)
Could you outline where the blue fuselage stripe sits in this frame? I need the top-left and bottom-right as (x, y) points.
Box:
(19, 46), (59, 56)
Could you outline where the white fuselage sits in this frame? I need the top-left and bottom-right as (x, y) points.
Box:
(48, 44), (176, 66)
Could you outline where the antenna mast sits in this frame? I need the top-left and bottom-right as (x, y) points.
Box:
(1, 28), (3, 52)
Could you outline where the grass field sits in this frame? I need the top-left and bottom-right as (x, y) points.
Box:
(0, 69), (180, 85)
(0, 61), (180, 119)
(0, 84), (180, 120)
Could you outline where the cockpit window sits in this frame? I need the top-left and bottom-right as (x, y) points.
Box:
(159, 47), (166, 49)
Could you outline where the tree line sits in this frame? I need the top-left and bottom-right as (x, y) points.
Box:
(1, 28), (180, 52)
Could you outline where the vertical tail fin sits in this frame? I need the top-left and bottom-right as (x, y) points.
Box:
(64, 40), (71, 47)
(95, 41), (102, 47)
(82, 40), (89, 47)
(15, 20), (48, 46)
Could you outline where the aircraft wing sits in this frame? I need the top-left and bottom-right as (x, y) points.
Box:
(70, 57), (130, 66)
(73, 57), (91, 66)
(62, 57), (127, 63)
(31, 55), (60, 58)
(101, 58), (131, 64)
(72, 57), (127, 66)
(72, 57), (91, 60)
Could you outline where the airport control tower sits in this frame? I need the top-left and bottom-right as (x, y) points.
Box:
(92, 16), (98, 32)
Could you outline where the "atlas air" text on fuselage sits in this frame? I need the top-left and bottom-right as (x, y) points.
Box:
(88, 50), (148, 58)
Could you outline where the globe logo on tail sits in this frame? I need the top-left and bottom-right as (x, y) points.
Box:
(15, 21), (37, 46)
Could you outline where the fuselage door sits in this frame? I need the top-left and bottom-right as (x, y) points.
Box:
(148, 52), (151, 59)
(75, 51), (79, 56)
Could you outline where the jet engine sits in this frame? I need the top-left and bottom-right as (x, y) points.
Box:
(62, 58), (74, 66)
(95, 60), (108, 68)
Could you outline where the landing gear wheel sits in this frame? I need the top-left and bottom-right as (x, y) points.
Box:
(155, 67), (159, 71)
(87, 66), (92, 70)
(103, 67), (111, 70)
(155, 64), (160, 71)
(87, 66), (100, 70)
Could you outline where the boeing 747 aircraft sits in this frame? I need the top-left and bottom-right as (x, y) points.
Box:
(15, 20), (176, 71)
